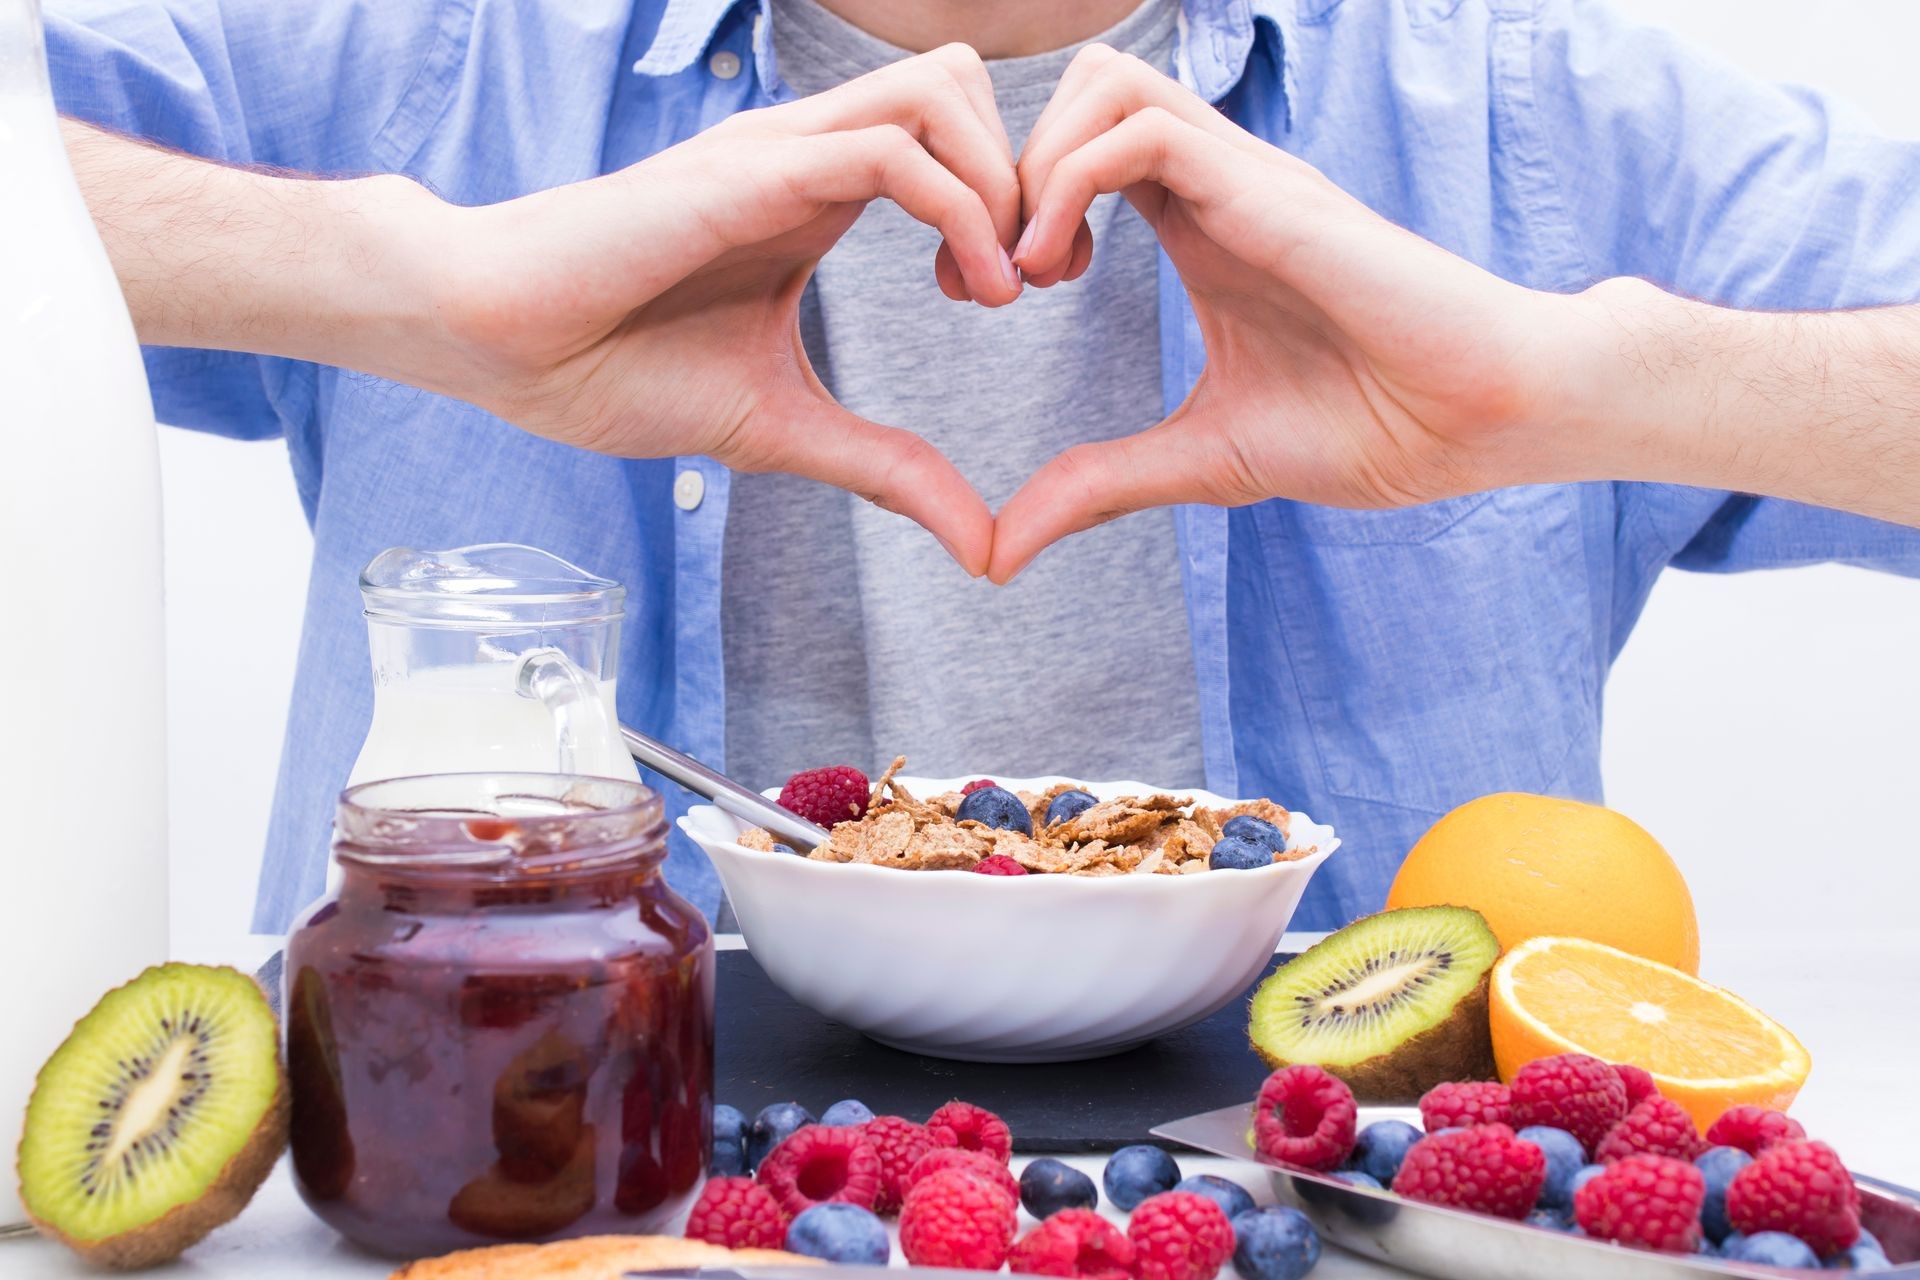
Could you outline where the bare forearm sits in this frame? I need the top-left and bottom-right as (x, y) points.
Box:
(1555, 278), (1920, 526)
(60, 119), (448, 383)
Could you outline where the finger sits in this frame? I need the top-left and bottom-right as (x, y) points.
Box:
(1021, 220), (1093, 289)
(988, 416), (1239, 583)
(786, 46), (1022, 248)
(791, 126), (1019, 305)
(741, 392), (996, 576)
(1016, 108), (1229, 282)
(924, 44), (1018, 207)
(1018, 45), (1248, 223)
(934, 242), (971, 302)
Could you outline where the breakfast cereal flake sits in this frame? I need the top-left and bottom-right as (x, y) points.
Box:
(755, 759), (1306, 876)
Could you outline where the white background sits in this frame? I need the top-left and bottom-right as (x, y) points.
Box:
(157, 0), (1918, 1151)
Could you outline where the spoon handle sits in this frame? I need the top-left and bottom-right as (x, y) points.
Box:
(620, 724), (829, 850)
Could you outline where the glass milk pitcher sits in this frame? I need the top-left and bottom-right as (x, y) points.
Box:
(349, 544), (641, 786)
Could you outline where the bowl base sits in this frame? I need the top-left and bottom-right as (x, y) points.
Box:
(863, 1032), (1154, 1064)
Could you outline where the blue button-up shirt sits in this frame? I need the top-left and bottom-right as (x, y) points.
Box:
(46, 0), (1920, 934)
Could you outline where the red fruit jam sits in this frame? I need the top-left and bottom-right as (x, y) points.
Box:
(286, 774), (713, 1258)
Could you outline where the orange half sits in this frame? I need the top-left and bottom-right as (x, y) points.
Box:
(1489, 936), (1810, 1132)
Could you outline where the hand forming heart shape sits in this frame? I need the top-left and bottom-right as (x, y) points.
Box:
(424, 42), (1573, 582)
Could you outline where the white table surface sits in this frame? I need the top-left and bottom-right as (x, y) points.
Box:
(3, 930), (1911, 1278)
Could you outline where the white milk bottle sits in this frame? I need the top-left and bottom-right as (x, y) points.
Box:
(349, 545), (641, 787)
(0, 0), (170, 1229)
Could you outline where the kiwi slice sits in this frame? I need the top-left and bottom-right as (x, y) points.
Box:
(17, 963), (288, 1268)
(1249, 906), (1501, 1101)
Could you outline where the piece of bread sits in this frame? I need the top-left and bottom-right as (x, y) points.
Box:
(388, 1235), (814, 1280)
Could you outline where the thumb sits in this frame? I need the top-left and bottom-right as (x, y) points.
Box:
(988, 417), (1235, 583)
(729, 391), (996, 577)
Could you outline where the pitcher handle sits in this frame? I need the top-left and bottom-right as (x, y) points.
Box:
(513, 647), (614, 777)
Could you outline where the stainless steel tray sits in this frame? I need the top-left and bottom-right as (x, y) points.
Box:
(1153, 1104), (1920, 1279)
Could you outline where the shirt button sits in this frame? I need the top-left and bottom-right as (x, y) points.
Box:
(708, 49), (742, 80)
(674, 470), (706, 511)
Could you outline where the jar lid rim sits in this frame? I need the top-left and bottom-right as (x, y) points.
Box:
(335, 773), (665, 879)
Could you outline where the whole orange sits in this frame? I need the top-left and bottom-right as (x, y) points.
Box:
(1385, 793), (1698, 974)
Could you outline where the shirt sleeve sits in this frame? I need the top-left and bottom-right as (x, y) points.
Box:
(1522, 0), (1920, 577)
(43, 0), (457, 440)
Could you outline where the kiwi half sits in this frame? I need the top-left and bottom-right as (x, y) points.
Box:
(17, 963), (288, 1269)
(1249, 906), (1501, 1101)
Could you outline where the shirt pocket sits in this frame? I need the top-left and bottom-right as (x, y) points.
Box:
(1256, 486), (1598, 814)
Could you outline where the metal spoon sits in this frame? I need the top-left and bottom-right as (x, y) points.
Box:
(620, 723), (828, 852)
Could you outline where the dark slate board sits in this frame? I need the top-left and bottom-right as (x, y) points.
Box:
(715, 945), (1289, 1151)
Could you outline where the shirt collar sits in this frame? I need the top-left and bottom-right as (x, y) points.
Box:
(634, 0), (1294, 110)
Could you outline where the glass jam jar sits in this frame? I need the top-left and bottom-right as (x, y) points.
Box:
(286, 774), (713, 1258)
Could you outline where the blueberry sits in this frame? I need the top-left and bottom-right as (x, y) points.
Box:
(1518, 1126), (1586, 1211)
(785, 1202), (890, 1265)
(955, 786), (1033, 835)
(772, 842), (795, 855)
(1831, 1244), (1893, 1272)
(1174, 1174), (1255, 1223)
(747, 1101), (815, 1169)
(1044, 789), (1099, 827)
(1209, 834), (1272, 871)
(1223, 814), (1287, 851)
(1726, 1232), (1821, 1269)
(1330, 1170), (1383, 1189)
(711, 1103), (748, 1175)
(1569, 1163), (1605, 1199)
(1527, 1206), (1575, 1232)
(1349, 1120), (1423, 1185)
(1828, 1229), (1891, 1271)
(1693, 1145), (1753, 1243)
(1019, 1157), (1098, 1219)
(819, 1098), (874, 1127)
(1103, 1144), (1180, 1212)
(1717, 1231), (1745, 1258)
(1231, 1206), (1321, 1280)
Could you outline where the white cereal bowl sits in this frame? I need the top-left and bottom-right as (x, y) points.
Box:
(678, 776), (1338, 1063)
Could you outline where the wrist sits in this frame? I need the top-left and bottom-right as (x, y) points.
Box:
(298, 174), (465, 387)
(1530, 276), (1734, 488)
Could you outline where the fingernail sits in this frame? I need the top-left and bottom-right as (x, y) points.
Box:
(997, 246), (1020, 296)
(1012, 220), (1037, 264)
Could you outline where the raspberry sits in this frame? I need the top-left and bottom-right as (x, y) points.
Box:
(1509, 1053), (1627, 1156)
(1595, 1096), (1705, 1164)
(1009, 1208), (1135, 1279)
(908, 1147), (1019, 1205)
(1253, 1065), (1357, 1172)
(1726, 1139), (1861, 1257)
(859, 1115), (936, 1215)
(1614, 1063), (1659, 1108)
(1126, 1191), (1234, 1280)
(927, 1100), (1013, 1164)
(899, 1168), (1017, 1269)
(779, 765), (870, 828)
(684, 1176), (787, 1249)
(1706, 1105), (1807, 1157)
(1390, 1124), (1545, 1220)
(1573, 1154), (1705, 1252)
(972, 854), (1029, 876)
(961, 778), (1000, 795)
(1419, 1080), (1513, 1132)
(755, 1124), (880, 1217)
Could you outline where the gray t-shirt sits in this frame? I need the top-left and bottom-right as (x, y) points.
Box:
(721, 0), (1205, 791)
